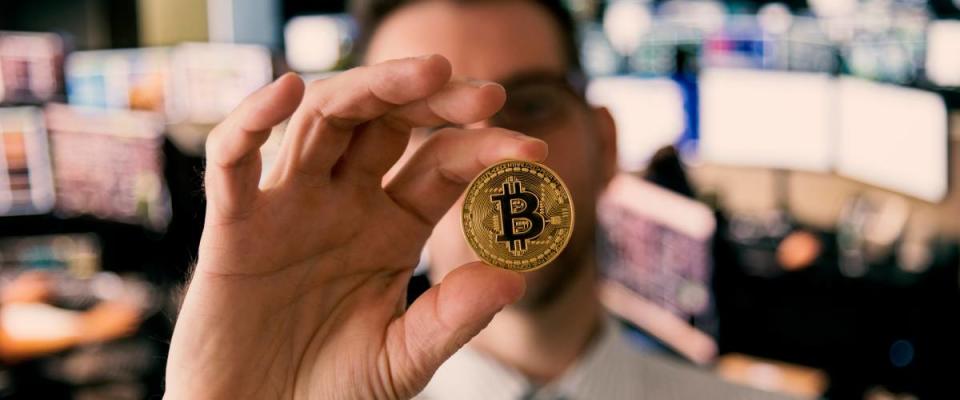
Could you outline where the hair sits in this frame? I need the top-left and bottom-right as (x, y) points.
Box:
(349, 0), (583, 75)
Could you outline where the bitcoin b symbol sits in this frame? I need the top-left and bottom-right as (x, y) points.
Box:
(491, 180), (545, 254)
(462, 160), (574, 272)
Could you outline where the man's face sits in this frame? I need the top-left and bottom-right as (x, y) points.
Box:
(367, 0), (616, 308)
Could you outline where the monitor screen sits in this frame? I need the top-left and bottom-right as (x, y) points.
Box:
(598, 174), (715, 322)
(65, 48), (170, 113)
(167, 43), (272, 125)
(836, 78), (948, 202)
(0, 107), (54, 216)
(0, 31), (64, 105)
(45, 104), (171, 229)
(587, 76), (686, 172)
(698, 68), (834, 172)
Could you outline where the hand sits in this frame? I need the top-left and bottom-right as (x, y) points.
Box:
(165, 55), (547, 399)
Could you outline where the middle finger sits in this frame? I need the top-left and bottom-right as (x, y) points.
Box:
(276, 54), (452, 185)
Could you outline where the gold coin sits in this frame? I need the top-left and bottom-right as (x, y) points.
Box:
(462, 160), (574, 272)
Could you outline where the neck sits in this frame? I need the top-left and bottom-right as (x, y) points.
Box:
(469, 255), (604, 384)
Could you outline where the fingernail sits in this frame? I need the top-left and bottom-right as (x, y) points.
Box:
(416, 54), (435, 60)
(467, 78), (499, 89)
(269, 73), (293, 87)
(520, 137), (549, 161)
(507, 130), (537, 142)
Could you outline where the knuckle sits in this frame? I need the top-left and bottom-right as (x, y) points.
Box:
(305, 78), (327, 93)
(378, 113), (411, 133)
(205, 127), (225, 154)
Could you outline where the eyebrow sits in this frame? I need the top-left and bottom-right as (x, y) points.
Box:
(496, 68), (586, 95)
(496, 69), (568, 86)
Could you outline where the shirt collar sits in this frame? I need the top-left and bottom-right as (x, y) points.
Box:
(417, 317), (639, 400)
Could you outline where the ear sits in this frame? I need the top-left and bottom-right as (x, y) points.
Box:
(591, 106), (618, 186)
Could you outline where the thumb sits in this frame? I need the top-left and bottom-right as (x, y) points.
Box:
(384, 262), (525, 396)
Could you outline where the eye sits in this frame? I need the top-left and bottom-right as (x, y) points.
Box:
(511, 97), (554, 119)
(503, 87), (561, 123)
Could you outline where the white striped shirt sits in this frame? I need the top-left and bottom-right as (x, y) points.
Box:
(416, 319), (794, 400)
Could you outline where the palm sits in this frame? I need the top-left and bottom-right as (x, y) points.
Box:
(166, 56), (545, 399)
(210, 182), (421, 277)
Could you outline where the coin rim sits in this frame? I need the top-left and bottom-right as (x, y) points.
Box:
(460, 159), (575, 273)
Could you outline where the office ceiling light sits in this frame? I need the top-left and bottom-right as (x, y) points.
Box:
(758, 3), (794, 34)
(603, 0), (652, 55)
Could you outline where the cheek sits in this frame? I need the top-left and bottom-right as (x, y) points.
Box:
(541, 127), (603, 209)
(539, 123), (604, 240)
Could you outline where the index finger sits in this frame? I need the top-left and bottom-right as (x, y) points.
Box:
(277, 55), (453, 182)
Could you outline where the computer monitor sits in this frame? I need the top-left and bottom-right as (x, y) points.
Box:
(167, 43), (272, 125)
(698, 68), (834, 172)
(45, 104), (170, 229)
(586, 76), (686, 172)
(0, 31), (64, 105)
(598, 173), (716, 319)
(836, 77), (949, 202)
(65, 48), (170, 113)
(0, 107), (54, 216)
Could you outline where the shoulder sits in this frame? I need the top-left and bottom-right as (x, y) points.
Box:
(597, 329), (794, 400)
(632, 352), (793, 399)
(417, 322), (794, 400)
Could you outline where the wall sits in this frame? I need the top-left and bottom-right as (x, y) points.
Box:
(138, 0), (208, 46)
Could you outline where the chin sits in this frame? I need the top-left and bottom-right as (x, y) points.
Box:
(511, 247), (591, 311)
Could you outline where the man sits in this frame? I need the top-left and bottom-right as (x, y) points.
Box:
(166, 0), (785, 398)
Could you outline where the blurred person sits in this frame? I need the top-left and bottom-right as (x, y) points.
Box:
(0, 271), (141, 363)
(364, 2), (787, 398)
(644, 145), (696, 198)
(165, 0), (786, 399)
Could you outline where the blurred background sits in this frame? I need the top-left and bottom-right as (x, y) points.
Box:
(0, 0), (958, 398)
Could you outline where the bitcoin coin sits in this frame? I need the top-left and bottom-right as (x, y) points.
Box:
(462, 160), (574, 272)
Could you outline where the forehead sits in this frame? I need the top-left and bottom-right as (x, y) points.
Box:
(364, 1), (567, 81)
